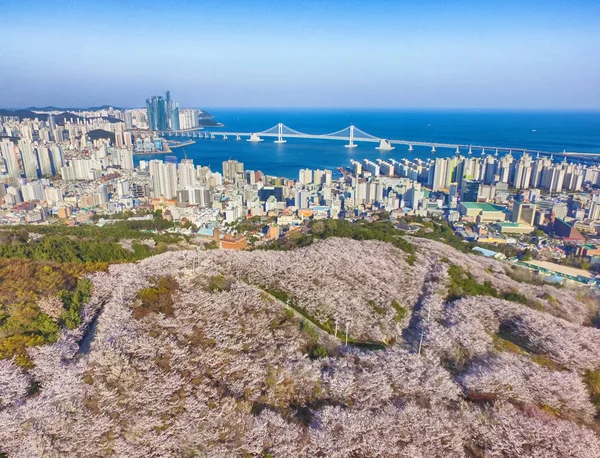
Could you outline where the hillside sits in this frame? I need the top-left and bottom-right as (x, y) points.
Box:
(1, 237), (600, 457)
(0, 109), (123, 125)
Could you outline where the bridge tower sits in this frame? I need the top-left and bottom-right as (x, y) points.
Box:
(274, 123), (287, 144)
(408, 144), (413, 152)
(345, 125), (357, 148)
(431, 146), (436, 153)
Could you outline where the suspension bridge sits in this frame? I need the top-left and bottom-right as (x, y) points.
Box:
(158, 123), (600, 159)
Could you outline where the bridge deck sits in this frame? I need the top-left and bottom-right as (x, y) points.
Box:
(159, 129), (599, 158)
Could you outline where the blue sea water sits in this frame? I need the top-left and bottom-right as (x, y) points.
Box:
(134, 109), (600, 179)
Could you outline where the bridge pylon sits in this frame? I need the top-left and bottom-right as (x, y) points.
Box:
(408, 144), (413, 152)
(345, 125), (358, 148)
(236, 135), (241, 141)
(431, 146), (436, 153)
(274, 123), (287, 144)
(376, 139), (394, 151)
(247, 133), (264, 143)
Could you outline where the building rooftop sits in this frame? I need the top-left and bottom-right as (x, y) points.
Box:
(472, 246), (499, 257)
(495, 222), (521, 227)
(460, 202), (505, 212)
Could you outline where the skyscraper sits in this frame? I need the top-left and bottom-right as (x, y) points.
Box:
(146, 90), (181, 131)
(0, 139), (20, 179)
(178, 159), (197, 189)
(461, 179), (481, 203)
(222, 160), (244, 181)
(18, 139), (39, 180)
(150, 160), (178, 199)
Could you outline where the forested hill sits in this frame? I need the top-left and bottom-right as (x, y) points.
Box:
(1, 234), (600, 456)
(0, 109), (124, 124)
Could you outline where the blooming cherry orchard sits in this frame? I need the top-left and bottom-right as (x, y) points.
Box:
(1, 237), (600, 457)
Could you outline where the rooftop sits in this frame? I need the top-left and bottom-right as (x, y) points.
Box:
(460, 202), (505, 212)
(495, 222), (522, 227)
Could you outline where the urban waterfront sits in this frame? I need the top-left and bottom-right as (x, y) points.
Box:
(134, 109), (600, 179)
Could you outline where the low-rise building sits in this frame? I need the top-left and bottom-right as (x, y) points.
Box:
(458, 202), (506, 223)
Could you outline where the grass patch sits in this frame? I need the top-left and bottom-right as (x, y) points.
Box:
(311, 219), (416, 254)
(583, 370), (600, 417)
(260, 220), (416, 255)
(447, 264), (539, 309)
(368, 300), (386, 315)
(0, 260), (101, 367)
(540, 404), (561, 417)
(391, 300), (409, 323)
(259, 286), (387, 350)
(133, 276), (178, 319)
(59, 278), (93, 330)
(204, 275), (233, 293)
(530, 355), (565, 371)
(492, 333), (528, 356)
(447, 265), (500, 301)
(493, 332), (566, 371)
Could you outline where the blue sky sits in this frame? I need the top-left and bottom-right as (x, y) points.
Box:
(1, 0), (599, 109)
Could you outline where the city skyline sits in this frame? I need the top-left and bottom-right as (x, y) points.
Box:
(1, 0), (599, 109)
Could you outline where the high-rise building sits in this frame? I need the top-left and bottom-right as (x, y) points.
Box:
(37, 146), (53, 176)
(18, 139), (39, 180)
(589, 198), (600, 221)
(146, 90), (180, 131)
(188, 186), (211, 207)
(350, 160), (362, 176)
(429, 158), (454, 191)
(222, 160), (244, 181)
(461, 179), (481, 203)
(512, 202), (536, 226)
(119, 149), (134, 170)
(295, 190), (309, 208)
(0, 139), (20, 179)
(150, 160), (178, 199)
(313, 169), (325, 186)
(21, 181), (46, 202)
(363, 160), (380, 177)
(299, 169), (313, 185)
(178, 159), (197, 189)
(178, 109), (201, 130)
(50, 145), (64, 173)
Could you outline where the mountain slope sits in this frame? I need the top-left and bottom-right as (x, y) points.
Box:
(1, 238), (599, 457)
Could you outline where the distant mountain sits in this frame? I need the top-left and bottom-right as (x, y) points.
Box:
(87, 129), (116, 142)
(24, 105), (124, 111)
(0, 109), (124, 125)
(0, 109), (46, 120)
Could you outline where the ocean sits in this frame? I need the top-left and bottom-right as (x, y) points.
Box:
(134, 109), (600, 179)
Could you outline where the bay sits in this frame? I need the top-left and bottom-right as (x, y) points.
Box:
(134, 109), (600, 179)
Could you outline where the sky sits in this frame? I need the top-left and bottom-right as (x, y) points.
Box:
(1, 0), (599, 109)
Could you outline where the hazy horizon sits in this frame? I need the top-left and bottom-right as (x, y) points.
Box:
(2, 0), (599, 109)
